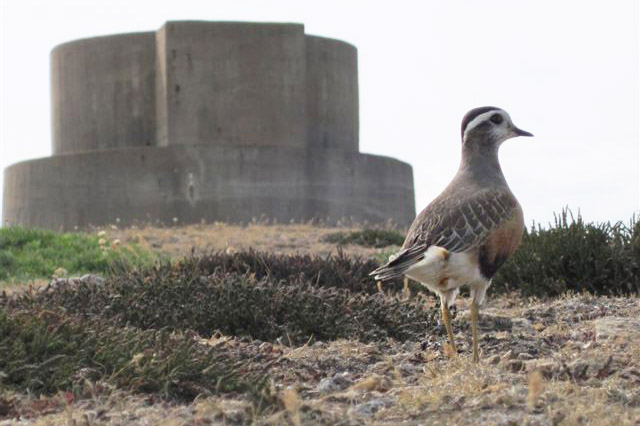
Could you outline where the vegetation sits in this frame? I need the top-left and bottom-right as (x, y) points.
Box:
(1, 215), (639, 423)
(494, 211), (640, 297)
(0, 227), (158, 282)
(0, 308), (266, 402)
(181, 249), (403, 293)
(321, 211), (640, 298)
(10, 261), (436, 345)
(323, 228), (405, 248)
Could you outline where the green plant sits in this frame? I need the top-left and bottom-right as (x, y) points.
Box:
(0, 307), (267, 402)
(493, 210), (640, 297)
(183, 249), (403, 294)
(0, 227), (158, 282)
(12, 264), (436, 345)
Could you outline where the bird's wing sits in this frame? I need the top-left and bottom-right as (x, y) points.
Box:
(370, 188), (518, 281)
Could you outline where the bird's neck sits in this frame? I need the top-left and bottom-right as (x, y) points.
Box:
(458, 143), (506, 185)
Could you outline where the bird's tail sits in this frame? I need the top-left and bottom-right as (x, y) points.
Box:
(369, 244), (427, 281)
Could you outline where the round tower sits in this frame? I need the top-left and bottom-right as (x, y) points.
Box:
(3, 21), (415, 230)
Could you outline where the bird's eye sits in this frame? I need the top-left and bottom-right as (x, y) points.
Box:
(490, 114), (503, 125)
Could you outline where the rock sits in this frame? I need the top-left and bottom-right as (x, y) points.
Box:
(486, 354), (501, 365)
(396, 362), (421, 377)
(349, 398), (394, 417)
(502, 349), (514, 360)
(79, 274), (105, 286)
(526, 360), (558, 379)
(511, 317), (536, 335)
(594, 317), (640, 342)
(504, 359), (524, 373)
(315, 373), (354, 394)
(564, 354), (615, 381)
(473, 312), (513, 332)
(41, 274), (105, 293)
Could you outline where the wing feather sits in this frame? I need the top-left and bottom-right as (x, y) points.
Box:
(370, 188), (518, 281)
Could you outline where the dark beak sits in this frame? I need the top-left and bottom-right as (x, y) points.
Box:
(512, 126), (534, 137)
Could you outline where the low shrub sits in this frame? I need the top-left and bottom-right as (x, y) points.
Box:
(0, 307), (266, 402)
(182, 249), (403, 294)
(323, 229), (405, 248)
(13, 266), (436, 345)
(494, 211), (640, 297)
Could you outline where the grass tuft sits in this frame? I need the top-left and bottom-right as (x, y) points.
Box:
(323, 229), (405, 248)
(0, 227), (159, 283)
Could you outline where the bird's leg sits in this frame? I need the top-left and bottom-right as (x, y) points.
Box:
(471, 300), (480, 363)
(441, 300), (457, 355)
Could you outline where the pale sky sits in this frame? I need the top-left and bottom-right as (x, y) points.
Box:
(1, 0), (639, 226)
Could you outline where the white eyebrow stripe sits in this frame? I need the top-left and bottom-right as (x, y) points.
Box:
(463, 110), (503, 138)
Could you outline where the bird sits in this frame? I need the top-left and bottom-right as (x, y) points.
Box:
(370, 106), (532, 362)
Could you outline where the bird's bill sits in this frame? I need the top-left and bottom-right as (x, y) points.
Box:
(512, 126), (533, 137)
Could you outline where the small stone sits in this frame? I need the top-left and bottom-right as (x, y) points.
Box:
(502, 349), (514, 360)
(511, 317), (536, 335)
(79, 274), (105, 286)
(315, 373), (353, 394)
(526, 360), (558, 379)
(594, 317), (640, 342)
(349, 398), (394, 417)
(486, 354), (501, 365)
(473, 312), (513, 332)
(505, 359), (524, 373)
(396, 362), (421, 376)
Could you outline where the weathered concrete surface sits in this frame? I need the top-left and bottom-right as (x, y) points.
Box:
(157, 22), (308, 148)
(3, 146), (414, 230)
(306, 36), (359, 152)
(4, 21), (415, 229)
(51, 32), (157, 154)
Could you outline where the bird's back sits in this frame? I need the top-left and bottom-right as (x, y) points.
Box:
(372, 169), (523, 282)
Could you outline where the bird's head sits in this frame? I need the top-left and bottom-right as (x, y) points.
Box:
(461, 106), (533, 148)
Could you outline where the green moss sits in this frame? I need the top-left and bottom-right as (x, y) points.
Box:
(0, 227), (158, 282)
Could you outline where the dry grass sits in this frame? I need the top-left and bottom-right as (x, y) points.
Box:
(3, 223), (640, 425)
(3, 294), (640, 425)
(103, 222), (396, 259)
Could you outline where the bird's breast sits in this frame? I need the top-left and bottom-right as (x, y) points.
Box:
(478, 207), (525, 279)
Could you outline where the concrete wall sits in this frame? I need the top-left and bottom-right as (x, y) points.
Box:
(157, 22), (307, 148)
(51, 32), (156, 154)
(3, 146), (414, 230)
(4, 21), (416, 230)
(305, 36), (359, 151)
(49, 22), (361, 153)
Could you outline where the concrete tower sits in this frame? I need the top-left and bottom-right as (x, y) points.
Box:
(3, 21), (415, 230)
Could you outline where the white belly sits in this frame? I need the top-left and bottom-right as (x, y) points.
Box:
(404, 246), (485, 292)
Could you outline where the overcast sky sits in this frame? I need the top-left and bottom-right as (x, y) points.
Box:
(1, 0), (638, 227)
